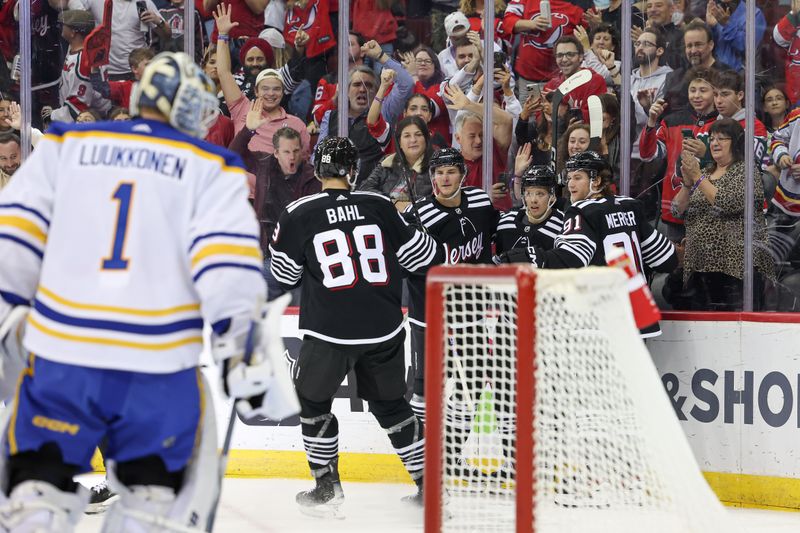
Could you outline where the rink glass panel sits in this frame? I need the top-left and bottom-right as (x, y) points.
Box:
(10, 1), (793, 312)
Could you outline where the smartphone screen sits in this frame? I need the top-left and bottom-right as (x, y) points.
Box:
(681, 128), (694, 139)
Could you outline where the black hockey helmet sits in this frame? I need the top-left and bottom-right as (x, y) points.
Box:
(314, 136), (359, 183)
(429, 147), (466, 175)
(564, 150), (611, 177)
(521, 165), (557, 192)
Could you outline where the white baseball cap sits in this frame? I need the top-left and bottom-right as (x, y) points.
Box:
(258, 28), (286, 50)
(255, 68), (283, 90)
(444, 12), (470, 38)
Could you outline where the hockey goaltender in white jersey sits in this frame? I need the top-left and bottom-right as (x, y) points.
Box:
(0, 52), (298, 533)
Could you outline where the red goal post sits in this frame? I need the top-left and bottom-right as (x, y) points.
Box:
(422, 264), (743, 533)
(424, 265), (536, 533)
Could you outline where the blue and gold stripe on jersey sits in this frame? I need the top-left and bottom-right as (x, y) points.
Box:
(0, 203), (50, 259)
(188, 232), (263, 283)
(27, 286), (203, 351)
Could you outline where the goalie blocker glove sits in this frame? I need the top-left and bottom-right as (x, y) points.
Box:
(213, 294), (300, 421)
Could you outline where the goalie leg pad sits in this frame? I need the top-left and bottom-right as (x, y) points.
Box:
(103, 373), (219, 532)
(0, 405), (88, 533)
(370, 398), (424, 482)
(0, 480), (88, 533)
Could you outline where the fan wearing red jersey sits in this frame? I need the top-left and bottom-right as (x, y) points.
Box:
(639, 67), (718, 242)
(502, 0), (585, 103)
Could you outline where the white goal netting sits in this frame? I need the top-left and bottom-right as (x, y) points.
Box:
(427, 266), (742, 533)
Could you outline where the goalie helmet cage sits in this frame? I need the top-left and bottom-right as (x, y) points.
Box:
(423, 265), (743, 533)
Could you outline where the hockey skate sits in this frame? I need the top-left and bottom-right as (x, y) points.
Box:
(401, 478), (424, 507)
(296, 462), (345, 519)
(84, 479), (119, 514)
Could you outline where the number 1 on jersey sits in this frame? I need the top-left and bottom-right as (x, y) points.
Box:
(102, 182), (134, 270)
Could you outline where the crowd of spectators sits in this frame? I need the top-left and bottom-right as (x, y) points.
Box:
(2, 0), (800, 311)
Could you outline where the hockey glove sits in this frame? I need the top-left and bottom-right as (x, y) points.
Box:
(497, 246), (538, 265)
(213, 294), (300, 421)
(0, 304), (29, 399)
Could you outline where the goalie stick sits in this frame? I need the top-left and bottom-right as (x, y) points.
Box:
(206, 294), (295, 531)
(550, 69), (592, 182)
(587, 95), (603, 153)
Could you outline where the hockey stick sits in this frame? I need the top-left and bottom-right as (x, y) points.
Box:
(550, 69), (592, 181)
(206, 327), (257, 532)
(401, 168), (427, 233)
(207, 294), (295, 531)
(587, 95), (603, 152)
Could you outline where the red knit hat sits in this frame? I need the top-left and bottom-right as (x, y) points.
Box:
(238, 38), (275, 69)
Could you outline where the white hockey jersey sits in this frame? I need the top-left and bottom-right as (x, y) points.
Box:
(0, 119), (266, 373)
(51, 49), (111, 123)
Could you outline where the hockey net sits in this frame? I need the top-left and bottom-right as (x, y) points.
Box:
(423, 265), (741, 533)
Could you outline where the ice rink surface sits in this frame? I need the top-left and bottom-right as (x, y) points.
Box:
(74, 475), (800, 532)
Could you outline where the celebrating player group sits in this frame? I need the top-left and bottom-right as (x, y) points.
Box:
(0, 50), (676, 531)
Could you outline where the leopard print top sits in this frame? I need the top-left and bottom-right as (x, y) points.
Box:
(682, 161), (775, 284)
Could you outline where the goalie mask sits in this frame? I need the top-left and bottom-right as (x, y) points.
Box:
(130, 52), (219, 139)
(429, 148), (467, 200)
(314, 137), (360, 189)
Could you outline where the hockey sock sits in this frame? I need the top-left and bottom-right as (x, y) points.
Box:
(299, 397), (339, 479)
(410, 323), (426, 424)
(370, 398), (424, 482)
(410, 393), (426, 424)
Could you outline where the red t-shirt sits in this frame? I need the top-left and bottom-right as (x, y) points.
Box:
(285, 0), (336, 58)
(502, 0), (585, 81)
(210, 0), (264, 40)
(463, 141), (512, 211)
(351, 0), (398, 44)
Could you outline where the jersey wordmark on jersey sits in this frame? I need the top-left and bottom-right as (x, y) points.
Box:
(269, 190), (438, 345)
(405, 186), (501, 326)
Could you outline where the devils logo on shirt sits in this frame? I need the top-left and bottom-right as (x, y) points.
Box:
(522, 12), (570, 50)
(286, 0), (319, 35)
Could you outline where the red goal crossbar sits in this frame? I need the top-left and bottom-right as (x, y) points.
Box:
(423, 265), (537, 533)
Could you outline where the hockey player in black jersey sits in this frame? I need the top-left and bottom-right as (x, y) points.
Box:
(404, 148), (500, 422)
(495, 166), (565, 263)
(531, 151), (678, 337)
(269, 137), (440, 514)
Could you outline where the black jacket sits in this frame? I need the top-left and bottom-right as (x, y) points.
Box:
(359, 153), (433, 204)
